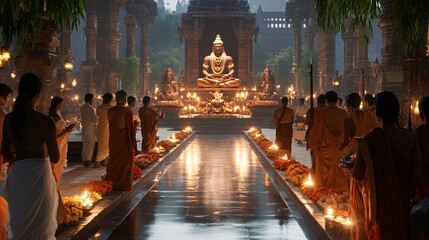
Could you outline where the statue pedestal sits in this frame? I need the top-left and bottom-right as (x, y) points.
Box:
(186, 87), (247, 101)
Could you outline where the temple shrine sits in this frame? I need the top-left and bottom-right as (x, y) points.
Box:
(178, 0), (258, 89)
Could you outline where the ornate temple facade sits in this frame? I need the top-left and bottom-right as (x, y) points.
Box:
(178, 0), (259, 88)
(80, 0), (157, 95)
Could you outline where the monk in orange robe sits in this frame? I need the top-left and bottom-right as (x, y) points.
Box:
(309, 91), (348, 191)
(305, 94), (327, 171)
(352, 91), (421, 240)
(105, 90), (137, 191)
(273, 96), (294, 154)
(340, 93), (378, 240)
(138, 96), (164, 153)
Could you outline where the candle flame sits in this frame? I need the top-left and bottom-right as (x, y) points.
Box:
(303, 174), (314, 187)
(326, 207), (334, 217)
(344, 218), (352, 226)
(270, 144), (279, 150)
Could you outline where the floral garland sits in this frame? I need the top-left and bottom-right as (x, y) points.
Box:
(62, 127), (193, 226)
(247, 127), (349, 217)
(134, 128), (192, 170)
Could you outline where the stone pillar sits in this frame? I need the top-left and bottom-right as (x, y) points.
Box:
(353, 29), (370, 96)
(305, 16), (316, 55)
(179, 19), (204, 88)
(125, 2), (137, 57)
(233, 19), (257, 87)
(136, 0), (156, 95)
(379, 0), (403, 97)
(96, 0), (121, 93)
(341, 29), (355, 93)
(139, 19), (150, 94)
(15, 20), (60, 114)
(58, 29), (72, 91)
(317, 28), (336, 93)
(81, 0), (98, 93)
(292, 18), (302, 94)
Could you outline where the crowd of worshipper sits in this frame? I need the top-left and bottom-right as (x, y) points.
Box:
(0, 73), (164, 239)
(273, 90), (429, 240)
(0, 72), (429, 239)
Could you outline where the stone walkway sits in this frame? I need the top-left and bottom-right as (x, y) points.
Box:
(53, 128), (313, 239)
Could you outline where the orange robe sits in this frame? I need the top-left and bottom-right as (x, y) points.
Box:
(353, 127), (421, 240)
(105, 106), (137, 191)
(309, 106), (348, 191)
(347, 111), (378, 240)
(139, 107), (159, 153)
(273, 106), (294, 154)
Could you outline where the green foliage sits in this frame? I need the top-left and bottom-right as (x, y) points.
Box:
(315, 0), (429, 56)
(252, 36), (272, 75)
(393, 0), (429, 56)
(148, 8), (184, 90)
(150, 47), (183, 89)
(0, 0), (85, 47)
(315, 0), (380, 37)
(266, 47), (294, 89)
(116, 57), (140, 96)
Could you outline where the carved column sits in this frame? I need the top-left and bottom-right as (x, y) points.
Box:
(96, 0), (121, 93)
(305, 0), (316, 54)
(341, 29), (355, 94)
(292, 17), (302, 94)
(179, 18), (204, 88)
(136, 0), (156, 95)
(125, 1), (137, 57)
(233, 18), (257, 87)
(58, 29), (71, 91)
(379, 0), (403, 98)
(305, 16), (316, 54)
(139, 19), (150, 94)
(81, 0), (98, 93)
(353, 28), (371, 96)
(15, 20), (60, 113)
(317, 28), (336, 93)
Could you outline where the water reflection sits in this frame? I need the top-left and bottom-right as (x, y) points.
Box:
(108, 134), (307, 239)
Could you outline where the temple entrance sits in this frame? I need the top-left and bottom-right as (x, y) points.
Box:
(179, 0), (258, 88)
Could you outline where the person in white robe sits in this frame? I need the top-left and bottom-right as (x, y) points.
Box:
(95, 93), (113, 167)
(80, 93), (96, 167)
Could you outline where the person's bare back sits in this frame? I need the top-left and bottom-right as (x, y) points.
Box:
(3, 109), (59, 163)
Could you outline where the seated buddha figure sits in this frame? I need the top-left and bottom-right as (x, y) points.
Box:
(198, 35), (241, 88)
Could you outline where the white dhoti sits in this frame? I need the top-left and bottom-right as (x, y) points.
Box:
(81, 124), (96, 162)
(6, 158), (57, 240)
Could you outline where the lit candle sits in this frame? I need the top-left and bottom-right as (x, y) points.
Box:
(270, 144), (279, 151)
(303, 174), (314, 187)
(324, 207), (335, 230)
(325, 207), (334, 219)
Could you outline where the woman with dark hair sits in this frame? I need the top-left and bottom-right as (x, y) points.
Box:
(2, 73), (60, 239)
(351, 91), (421, 240)
(49, 96), (75, 183)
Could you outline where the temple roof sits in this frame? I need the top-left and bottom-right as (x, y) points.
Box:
(187, 0), (250, 13)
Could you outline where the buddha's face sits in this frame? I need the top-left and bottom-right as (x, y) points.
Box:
(213, 44), (224, 56)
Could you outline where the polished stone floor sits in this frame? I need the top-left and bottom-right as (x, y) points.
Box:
(107, 134), (307, 240)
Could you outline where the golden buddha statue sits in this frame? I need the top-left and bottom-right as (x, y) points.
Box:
(197, 35), (241, 88)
